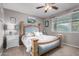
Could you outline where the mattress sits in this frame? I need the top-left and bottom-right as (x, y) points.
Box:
(38, 35), (57, 43)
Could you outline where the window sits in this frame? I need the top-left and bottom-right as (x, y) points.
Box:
(72, 20), (79, 32)
(54, 14), (71, 32)
(52, 11), (79, 32)
(56, 23), (71, 32)
(72, 12), (79, 32)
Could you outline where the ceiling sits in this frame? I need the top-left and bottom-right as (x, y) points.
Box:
(3, 3), (79, 19)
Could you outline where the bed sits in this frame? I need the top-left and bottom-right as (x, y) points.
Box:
(22, 25), (63, 56)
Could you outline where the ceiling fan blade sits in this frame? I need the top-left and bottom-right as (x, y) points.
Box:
(52, 6), (58, 10)
(36, 6), (44, 9)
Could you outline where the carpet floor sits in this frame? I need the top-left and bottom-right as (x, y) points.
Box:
(2, 45), (79, 56)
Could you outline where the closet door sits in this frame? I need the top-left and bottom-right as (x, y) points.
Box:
(0, 19), (4, 46)
(0, 5), (4, 55)
(0, 19), (4, 55)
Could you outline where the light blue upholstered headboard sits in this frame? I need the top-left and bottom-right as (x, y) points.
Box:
(25, 25), (39, 33)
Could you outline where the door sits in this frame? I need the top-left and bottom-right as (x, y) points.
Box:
(0, 6), (4, 55)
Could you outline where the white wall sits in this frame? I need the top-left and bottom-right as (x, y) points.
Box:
(4, 8), (43, 25)
(43, 19), (54, 35)
(4, 8), (43, 33)
(4, 9), (28, 23)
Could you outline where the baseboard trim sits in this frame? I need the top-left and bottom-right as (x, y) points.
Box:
(63, 43), (79, 49)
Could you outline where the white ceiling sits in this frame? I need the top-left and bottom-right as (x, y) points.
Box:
(3, 3), (79, 19)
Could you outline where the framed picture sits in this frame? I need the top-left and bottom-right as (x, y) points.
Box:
(27, 18), (36, 23)
(27, 17), (36, 24)
(10, 17), (16, 23)
(45, 20), (49, 27)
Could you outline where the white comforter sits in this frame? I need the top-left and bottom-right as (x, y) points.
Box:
(22, 35), (57, 52)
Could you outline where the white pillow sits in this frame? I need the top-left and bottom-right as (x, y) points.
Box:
(39, 32), (43, 35)
(34, 32), (43, 36)
(25, 32), (35, 37)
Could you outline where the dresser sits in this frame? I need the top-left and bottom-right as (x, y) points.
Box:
(6, 35), (19, 49)
(5, 22), (19, 49)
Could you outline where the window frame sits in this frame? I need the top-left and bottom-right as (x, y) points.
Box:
(51, 11), (79, 33)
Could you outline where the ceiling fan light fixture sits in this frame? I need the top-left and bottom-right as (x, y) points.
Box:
(45, 5), (49, 10)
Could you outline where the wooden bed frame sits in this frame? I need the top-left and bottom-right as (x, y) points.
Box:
(22, 25), (64, 56)
(31, 34), (64, 56)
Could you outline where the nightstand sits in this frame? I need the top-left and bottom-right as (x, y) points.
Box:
(6, 35), (19, 49)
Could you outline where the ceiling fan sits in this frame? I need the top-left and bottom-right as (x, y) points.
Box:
(36, 3), (58, 13)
